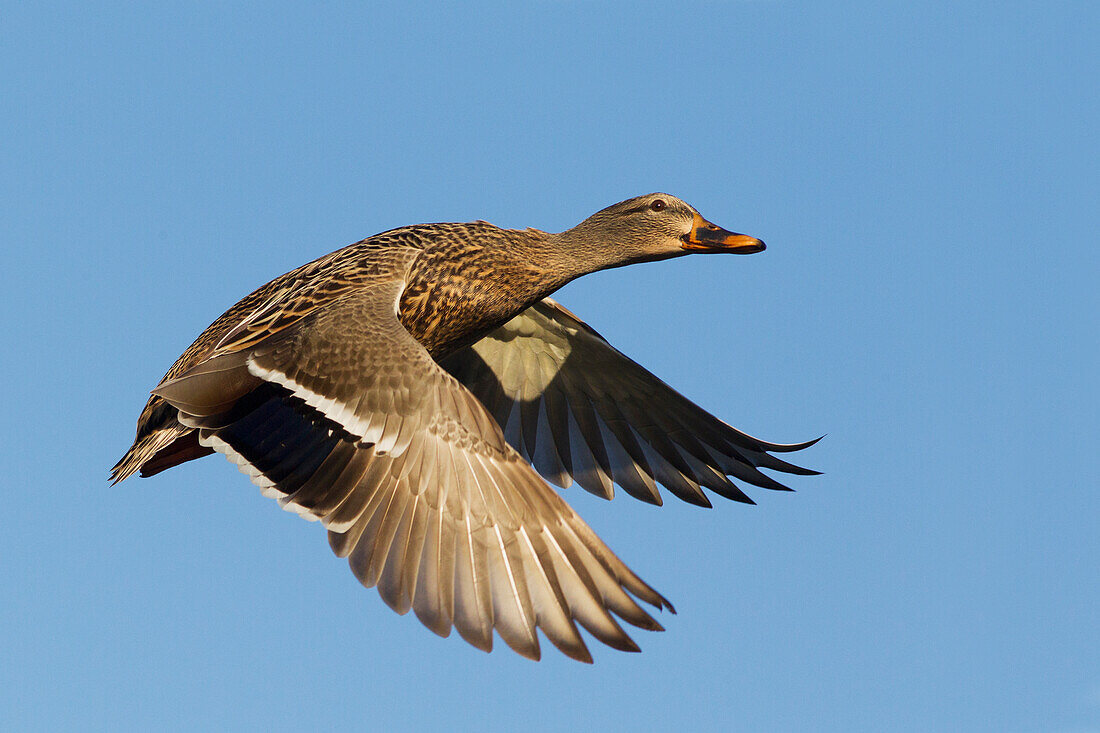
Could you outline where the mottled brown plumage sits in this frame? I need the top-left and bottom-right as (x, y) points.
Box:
(397, 222), (554, 356)
(112, 193), (817, 663)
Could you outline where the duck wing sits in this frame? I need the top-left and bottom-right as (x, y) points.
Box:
(441, 298), (819, 508)
(152, 273), (672, 663)
(111, 240), (423, 484)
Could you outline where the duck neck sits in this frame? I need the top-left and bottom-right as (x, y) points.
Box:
(516, 222), (624, 291)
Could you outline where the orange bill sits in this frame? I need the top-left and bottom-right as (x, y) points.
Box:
(681, 213), (766, 254)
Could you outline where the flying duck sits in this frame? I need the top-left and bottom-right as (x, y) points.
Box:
(112, 193), (818, 663)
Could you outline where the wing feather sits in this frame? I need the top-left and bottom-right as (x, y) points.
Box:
(440, 297), (818, 507)
(153, 278), (674, 661)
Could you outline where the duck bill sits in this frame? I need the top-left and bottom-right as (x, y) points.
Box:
(681, 213), (766, 254)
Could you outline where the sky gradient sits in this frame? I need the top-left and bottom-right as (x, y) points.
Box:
(2, 2), (1097, 731)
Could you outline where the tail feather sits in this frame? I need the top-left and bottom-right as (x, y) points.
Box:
(111, 423), (190, 483)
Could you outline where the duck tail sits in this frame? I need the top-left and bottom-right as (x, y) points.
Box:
(110, 398), (212, 483)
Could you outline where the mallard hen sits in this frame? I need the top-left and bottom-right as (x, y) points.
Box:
(112, 193), (818, 663)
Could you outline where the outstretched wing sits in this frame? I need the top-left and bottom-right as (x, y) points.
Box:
(153, 278), (672, 663)
(441, 298), (819, 508)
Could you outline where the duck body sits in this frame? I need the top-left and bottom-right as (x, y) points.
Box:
(118, 222), (550, 474)
(397, 222), (563, 357)
(113, 194), (816, 663)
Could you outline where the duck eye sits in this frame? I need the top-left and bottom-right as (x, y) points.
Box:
(650, 199), (667, 211)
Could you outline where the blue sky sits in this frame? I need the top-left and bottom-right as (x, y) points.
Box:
(2, 1), (1097, 731)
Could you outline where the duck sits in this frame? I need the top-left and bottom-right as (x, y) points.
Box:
(112, 193), (819, 663)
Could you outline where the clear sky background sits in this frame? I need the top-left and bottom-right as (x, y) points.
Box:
(2, 2), (1097, 731)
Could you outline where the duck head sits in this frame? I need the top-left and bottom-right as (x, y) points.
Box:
(554, 193), (765, 273)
